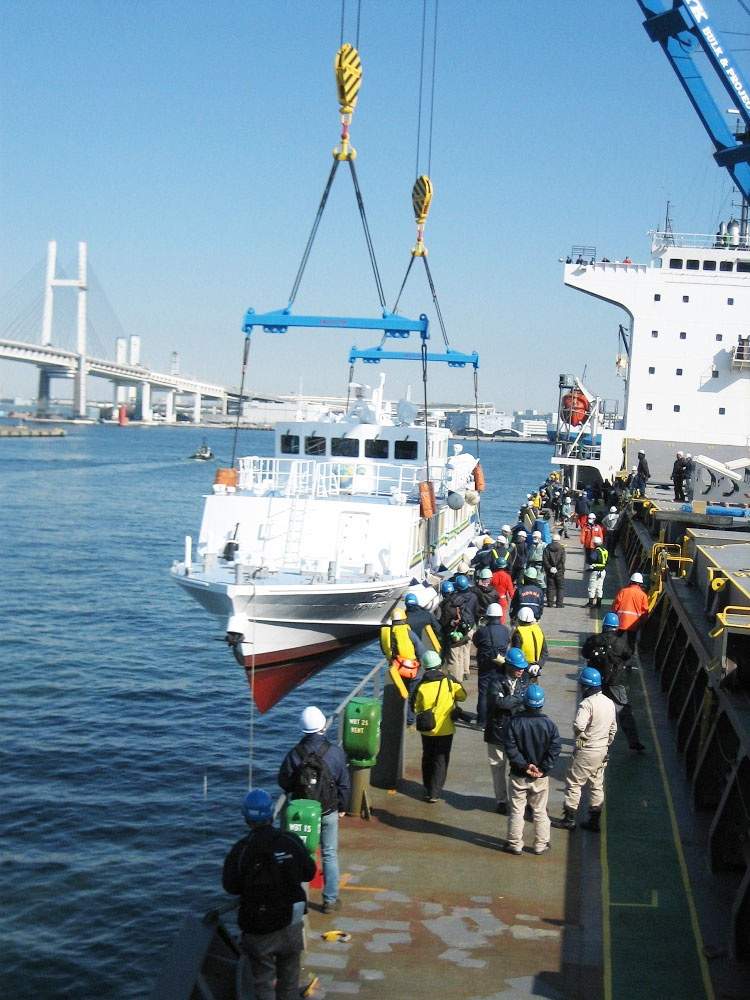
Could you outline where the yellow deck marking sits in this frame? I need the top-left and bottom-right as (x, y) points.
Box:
(610, 890), (659, 908)
(339, 873), (388, 892)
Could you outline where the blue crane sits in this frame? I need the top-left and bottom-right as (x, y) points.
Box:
(637, 0), (750, 204)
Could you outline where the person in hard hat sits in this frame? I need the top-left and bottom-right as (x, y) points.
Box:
(411, 652), (467, 802)
(580, 513), (604, 551)
(503, 685), (562, 855)
(526, 530), (547, 594)
(380, 608), (426, 727)
(671, 451), (688, 502)
(472, 602), (511, 727)
(509, 567), (544, 623)
(472, 566), (500, 616)
(490, 554), (515, 623)
(484, 647), (528, 813)
(685, 453), (695, 500)
(439, 574), (478, 682)
(611, 572), (649, 651)
(559, 495), (574, 538)
(635, 450), (650, 497)
(552, 667), (617, 833)
(471, 536), (496, 570)
(582, 613), (644, 751)
(222, 788), (316, 999)
(585, 541), (609, 608)
(511, 530), (528, 587)
(404, 592), (442, 652)
(542, 532), (566, 608)
(625, 466), (638, 501)
(278, 707), (350, 914)
(510, 607), (548, 678)
(574, 492), (591, 529)
(603, 506), (620, 553)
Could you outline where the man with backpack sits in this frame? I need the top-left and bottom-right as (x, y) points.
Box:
(277, 706), (350, 914)
(223, 788), (316, 1000)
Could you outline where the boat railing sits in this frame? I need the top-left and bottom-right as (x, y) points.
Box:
(237, 456), (461, 500)
(553, 441), (602, 461)
(650, 230), (750, 251)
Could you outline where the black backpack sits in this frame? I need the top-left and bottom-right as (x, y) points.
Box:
(238, 834), (293, 934)
(586, 641), (612, 679)
(291, 740), (338, 814)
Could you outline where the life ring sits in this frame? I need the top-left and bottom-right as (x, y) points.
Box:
(561, 391), (589, 426)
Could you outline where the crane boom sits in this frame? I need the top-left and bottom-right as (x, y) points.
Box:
(637, 0), (750, 203)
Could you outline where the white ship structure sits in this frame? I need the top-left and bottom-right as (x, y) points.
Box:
(552, 227), (750, 494)
(171, 376), (483, 711)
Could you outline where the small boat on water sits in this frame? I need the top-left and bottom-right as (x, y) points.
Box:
(189, 438), (213, 461)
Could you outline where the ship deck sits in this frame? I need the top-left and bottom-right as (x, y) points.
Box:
(301, 534), (749, 999)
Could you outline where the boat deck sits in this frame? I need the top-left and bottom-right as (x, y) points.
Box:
(301, 535), (749, 999)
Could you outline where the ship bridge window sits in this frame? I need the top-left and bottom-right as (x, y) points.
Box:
(686, 259), (699, 270)
(394, 440), (419, 460)
(674, 405), (681, 412)
(364, 439), (389, 459)
(669, 258), (683, 269)
(679, 331), (687, 340)
(646, 403), (653, 411)
(737, 260), (750, 273)
(280, 434), (300, 454)
(331, 437), (359, 458)
(702, 260), (716, 271)
(712, 369), (719, 379)
(719, 407), (726, 415)
(682, 295), (689, 302)
(651, 330), (659, 338)
(716, 334), (724, 342)
(648, 366), (655, 374)
(728, 298), (734, 305)
(304, 435), (326, 456)
(720, 261), (733, 272)
(654, 293), (661, 301)
(676, 368), (683, 376)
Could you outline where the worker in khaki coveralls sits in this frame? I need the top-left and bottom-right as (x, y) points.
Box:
(553, 667), (617, 833)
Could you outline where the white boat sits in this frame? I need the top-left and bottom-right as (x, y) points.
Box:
(171, 375), (484, 711)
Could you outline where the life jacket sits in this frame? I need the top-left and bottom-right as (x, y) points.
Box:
(588, 546), (609, 570)
(514, 623), (545, 665)
(612, 584), (649, 630)
(380, 623), (419, 678)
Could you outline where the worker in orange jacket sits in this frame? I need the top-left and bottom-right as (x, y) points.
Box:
(580, 513), (604, 551)
(611, 572), (649, 651)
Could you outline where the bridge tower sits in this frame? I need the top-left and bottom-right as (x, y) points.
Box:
(40, 241), (88, 417)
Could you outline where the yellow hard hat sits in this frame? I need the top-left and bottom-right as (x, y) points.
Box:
(391, 608), (407, 621)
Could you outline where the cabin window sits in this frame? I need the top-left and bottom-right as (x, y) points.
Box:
(646, 403), (653, 411)
(654, 293), (661, 301)
(394, 440), (418, 460)
(648, 367), (655, 374)
(720, 261), (733, 272)
(703, 260), (716, 271)
(365, 439), (389, 459)
(737, 260), (750, 273)
(686, 259), (699, 270)
(682, 295), (689, 302)
(719, 407), (726, 415)
(673, 405), (680, 412)
(712, 370), (719, 379)
(280, 434), (300, 454)
(304, 435), (326, 456)
(716, 334), (723, 342)
(331, 437), (359, 458)
(728, 298), (734, 305)
(679, 331), (686, 340)
(651, 330), (659, 338)
(669, 258), (683, 269)
(676, 368), (683, 376)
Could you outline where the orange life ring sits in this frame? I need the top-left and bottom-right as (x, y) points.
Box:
(560, 391), (589, 427)
(473, 462), (485, 492)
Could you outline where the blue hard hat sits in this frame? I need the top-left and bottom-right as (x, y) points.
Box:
(579, 666), (602, 688)
(505, 647), (528, 670)
(404, 592), (419, 607)
(441, 580), (455, 595)
(524, 684), (545, 709)
(242, 788), (274, 823)
(455, 574), (470, 591)
(603, 612), (619, 630)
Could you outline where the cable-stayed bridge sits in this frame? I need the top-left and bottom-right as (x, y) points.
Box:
(0, 242), (231, 420)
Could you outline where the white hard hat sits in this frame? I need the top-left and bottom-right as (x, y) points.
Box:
(502, 524), (511, 533)
(485, 603), (502, 617)
(300, 706), (326, 734)
(631, 466), (637, 472)
(630, 572), (644, 584)
(587, 513), (596, 521)
(677, 451), (683, 457)
(517, 530), (527, 538)
(518, 607), (536, 623)
(610, 506), (617, 513)
(495, 536), (508, 546)
(551, 533), (561, 541)
(532, 530), (542, 540)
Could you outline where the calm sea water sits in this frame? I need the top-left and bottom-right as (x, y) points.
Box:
(0, 425), (552, 999)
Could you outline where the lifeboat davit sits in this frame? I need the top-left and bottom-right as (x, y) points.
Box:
(560, 391), (589, 426)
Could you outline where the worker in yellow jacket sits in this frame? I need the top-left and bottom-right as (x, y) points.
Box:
(510, 607), (549, 678)
(411, 652), (467, 802)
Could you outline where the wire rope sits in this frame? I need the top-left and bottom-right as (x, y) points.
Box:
(348, 159), (387, 308)
(415, 0), (427, 178)
(287, 161), (340, 308)
(427, 0), (439, 176)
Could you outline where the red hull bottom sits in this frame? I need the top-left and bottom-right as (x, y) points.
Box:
(239, 634), (374, 712)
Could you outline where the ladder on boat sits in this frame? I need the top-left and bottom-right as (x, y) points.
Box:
(283, 498), (306, 570)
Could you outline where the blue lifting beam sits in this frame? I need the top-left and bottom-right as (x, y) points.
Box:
(637, 0), (750, 202)
(349, 345), (480, 369)
(242, 308), (429, 339)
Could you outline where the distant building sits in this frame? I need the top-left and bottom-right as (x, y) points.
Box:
(445, 405), (513, 435)
(513, 409), (554, 437)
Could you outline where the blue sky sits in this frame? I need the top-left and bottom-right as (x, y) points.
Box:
(2, 0), (749, 411)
